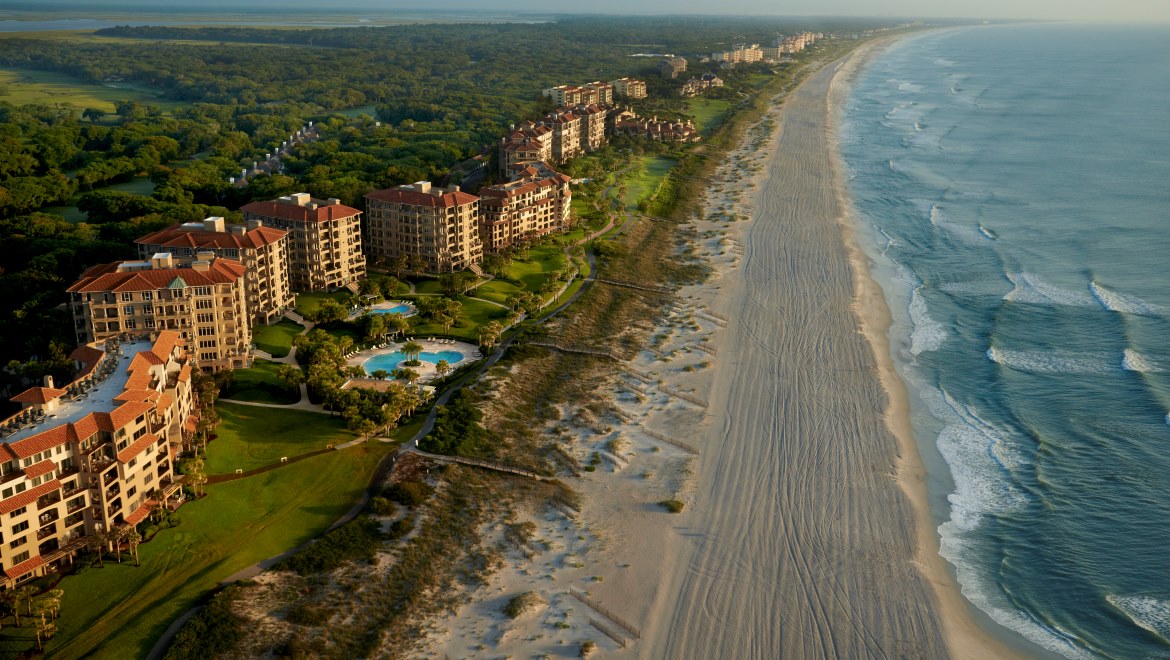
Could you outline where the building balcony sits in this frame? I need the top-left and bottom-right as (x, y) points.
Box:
(37, 522), (57, 541)
(65, 496), (87, 514)
(102, 468), (118, 485)
(105, 484), (121, 501)
(38, 508), (60, 526)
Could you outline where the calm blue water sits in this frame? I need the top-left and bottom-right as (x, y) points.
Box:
(371, 304), (412, 315)
(841, 25), (1170, 658)
(363, 349), (465, 373)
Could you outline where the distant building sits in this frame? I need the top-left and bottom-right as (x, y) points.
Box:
(498, 104), (612, 176)
(610, 77), (648, 100)
(680, 74), (725, 98)
(478, 162), (572, 253)
(240, 193), (365, 293)
(613, 113), (701, 143)
(134, 217), (293, 325)
(542, 81), (614, 106)
(364, 182), (483, 274)
(67, 254), (251, 372)
(0, 331), (193, 588)
(712, 44), (763, 66)
(658, 56), (687, 79)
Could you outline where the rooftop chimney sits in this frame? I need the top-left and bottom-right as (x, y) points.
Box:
(246, 219), (263, 230)
(326, 198), (340, 206)
(230, 225), (247, 236)
(191, 260), (211, 272)
(291, 193), (311, 206)
(203, 216), (226, 233)
(150, 253), (175, 270)
(413, 181), (432, 194)
(195, 250), (216, 262)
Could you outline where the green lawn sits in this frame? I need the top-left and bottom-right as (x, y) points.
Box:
(206, 402), (356, 474)
(0, 440), (396, 660)
(411, 278), (445, 294)
(294, 291), (351, 318)
(409, 297), (509, 340)
(474, 279), (524, 306)
(624, 156), (677, 212)
(219, 360), (299, 405)
(506, 244), (567, 292)
(0, 67), (185, 113)
(251, 319), (303, 358)
(686, 98), (733, 135)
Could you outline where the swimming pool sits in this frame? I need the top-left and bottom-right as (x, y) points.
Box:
(362, 350), (466, 373)
(370, 304), (412, 315)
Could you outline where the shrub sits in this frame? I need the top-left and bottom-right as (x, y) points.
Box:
(163, 586), (244, 660)
(285, 602), (329, 626)
(384, 481), (432, 507)
(387, 516), (414, 540)
(368, 496), (396, 516)
(274, 516), (384, 576)
(502, 591), (546, 619)
(659, 499), (685, 513)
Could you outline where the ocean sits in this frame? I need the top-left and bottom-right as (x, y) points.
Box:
(840, 25), (1170, 658)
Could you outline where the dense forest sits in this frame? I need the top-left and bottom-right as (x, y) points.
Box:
(0, 17), (895, 393)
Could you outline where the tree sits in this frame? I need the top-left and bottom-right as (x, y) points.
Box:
(401, 340), (423, 363)
(438, 313), (455, 333)
(401, 368), (420, 386)
(276, 364), (306, 390)
(372, 369), (390, 380)
(408, 254), (428, 275)
(393, 254), (409, 281)
(13, 585), (38, 625)
(187, 456), (207, 498)
(434, 359), (450, 379)
(82, 107), (105, 123)
(88, 529), (110, 569)
(477, 321), (503, 352)
(125, 527), (142, 567)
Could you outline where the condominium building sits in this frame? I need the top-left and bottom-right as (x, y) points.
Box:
(364, 182), (483, 274)
(499, 105), (611, 176)
(479, 163), (573, 253)
(613, 114), (701, 143)
(240, 193), (365, 292)
(712, 44), (763, 64)
(0, 331), (193, 588)
(573, 104), (609, 151)
(610, 77), (647, 100)
(545, 110), (584, 162)
(658, 56), (687, 78)
(541, 81), (613, 106)
(67, 254), (251, 372)
(134, 217), (293, 325)
(679, 74), (725, 98)
(498, 121), (554, 176)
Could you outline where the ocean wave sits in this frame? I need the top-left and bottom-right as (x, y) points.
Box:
(940, 280), (1009, 297)
(1106, 595), (1170, 644)
(1121, 348), (1161, 373)
(1089, 281), (1164, 316)
(931, 387), (1098, 659)
(1004, 272), (1097, 308)
(909, 287), (946, 355)
(986, 347), (1115, 375)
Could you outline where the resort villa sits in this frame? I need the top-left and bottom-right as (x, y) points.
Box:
(134, 217), (294, 325)
(67, 254), (252, 372)
(240, 193), (366, 293)
(0, 331), (193, 589)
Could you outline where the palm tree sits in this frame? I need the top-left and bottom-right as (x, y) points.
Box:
(438, 313), (455, 333)
(13, 585), (37, 625)
(401, 341), (423, 363)
(434, 360), (450, 379)
(126, 528), (142, 567)
(88, 530), (109, 568)
(402, 369), (420, 387)
(372, 369), (390, 381)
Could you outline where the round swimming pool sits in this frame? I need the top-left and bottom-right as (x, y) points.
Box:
(362, 349), (466, 373)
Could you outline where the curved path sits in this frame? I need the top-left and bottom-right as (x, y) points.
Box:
(644, 58), (950, 658)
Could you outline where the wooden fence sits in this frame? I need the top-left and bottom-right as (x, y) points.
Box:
(569, 587), (641, 640)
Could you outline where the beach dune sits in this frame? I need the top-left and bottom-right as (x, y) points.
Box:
(639, 53), (953, 658)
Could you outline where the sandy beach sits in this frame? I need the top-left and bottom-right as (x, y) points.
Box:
(422, 40), (1025, 659)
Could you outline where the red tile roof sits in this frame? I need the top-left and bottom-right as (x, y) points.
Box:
(103, 401), (155, 432)
(9, 426), (71, 459)
(22, 459), (56, 480)
(69, 344), (105, 365)
(365, 187), (479, 208)
(10, 386), (67, 404)
(0, 479), (61, 515)
(241, 200), (360, 224)
(151, 331), (183, 364)
(117, 432), (158, 464)
(67, 260), (246, 293)
(124, 502), (152, 526)
(177, 364), (192, 383)
(4, 554), (44, 580)
(135, 224), (287, 251)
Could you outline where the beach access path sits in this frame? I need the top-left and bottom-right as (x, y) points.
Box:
(639, 54), (952, 657)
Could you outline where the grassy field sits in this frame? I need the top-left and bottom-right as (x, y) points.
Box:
(206, 402), (355, 474)
(473, 279), (523, 306)
(251, 319), (303, 357)
(411, 278), (445, 295)
(0, 440), (396, 660)
(218, 361), (300, 406)
(294, 291), (352, 318)
(624, 156), (678, 212)
(686, 98), (733, 135)
(0, 67), (184, 113)
(409, 297), (509, 340)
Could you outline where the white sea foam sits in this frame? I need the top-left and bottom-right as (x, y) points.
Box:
(1089, 281), (1163, 316)
(909, 287), (946, 355)
(1121, 349), (1161, 373)
(1106, 595), (1170, 643)
(978, 224), (996, 240)
(986, 346), (1114, 375)
(930, 388), (1098, 659)
(1004, 272), (1097, 308)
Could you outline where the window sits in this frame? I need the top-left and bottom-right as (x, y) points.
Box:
(128, 457), (137, 468)
(195, 299), (213, 310)
(10, 506), (25, 517)
(127, 486), (136, 498)
(144, 473), (154, 484)
(125, 320), (136, 330)
(1, 488), (11, 498)
(12, 551), (29, 564)
(193, 286), (212, 296)
(196, 313), (214, 324)
(199, 340), (217, 349)
(8, 536), (26, 549)
(142, 291), (153, 300)
(11, 521), (29, 534)
(123, 305), (135, 315)
(145, 319), (155, 328)
(121, 292), (134, 302)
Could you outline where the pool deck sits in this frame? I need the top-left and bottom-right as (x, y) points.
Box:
(345, 338), (482, 382)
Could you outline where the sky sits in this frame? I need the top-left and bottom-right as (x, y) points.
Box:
(11, 0), (1170, 23)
